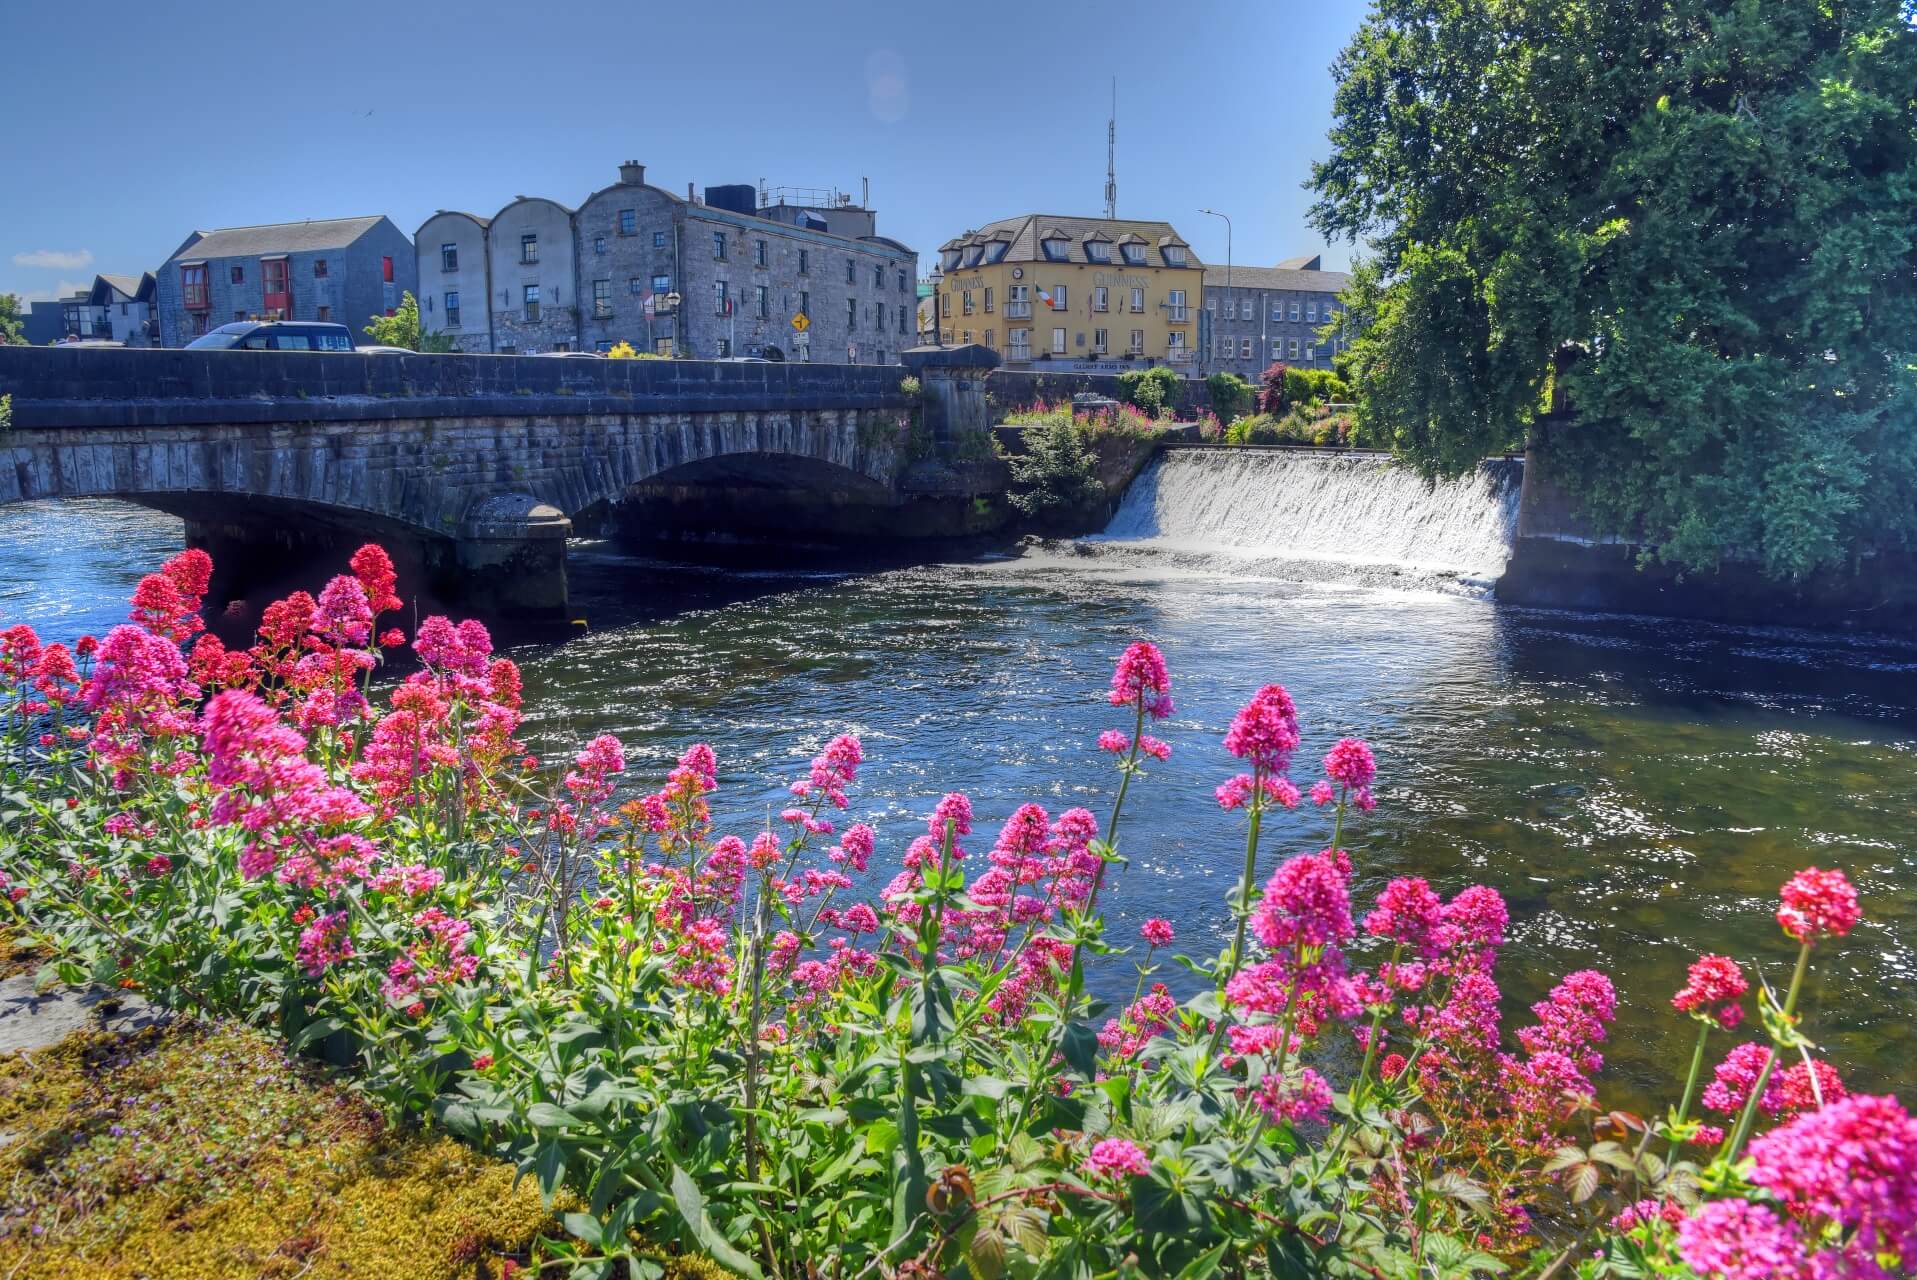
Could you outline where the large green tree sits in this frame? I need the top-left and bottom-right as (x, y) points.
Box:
(0, 293), (25, 346)
(1310, 0), (1917, 580)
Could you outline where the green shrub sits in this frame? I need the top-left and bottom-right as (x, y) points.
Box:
(1116, 365), (1180, 417)
(1205, 372), (1254, 423)
(1006, 418), (1105, 519)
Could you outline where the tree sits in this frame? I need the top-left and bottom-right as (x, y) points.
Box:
(1310, 0), (1917, 581)
(0, 293), (24, 346)
(1257, 362), (1289, 416)
(1007, 419), (1105, 522)
(363, 292), (456, 353)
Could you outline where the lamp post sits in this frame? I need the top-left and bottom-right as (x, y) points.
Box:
(1199, 208), (1231, 375)
(929, 265), (944, 348)
(663, 291), (682, 356)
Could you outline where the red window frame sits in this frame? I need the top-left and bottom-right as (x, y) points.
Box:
(261, 257), (291, 320)
(382, 256), (394, 283)
(180, 264), (209, 310)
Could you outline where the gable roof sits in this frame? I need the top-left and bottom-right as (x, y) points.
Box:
(164, 215), (389, 263)
(92, 272), (154, 303)
(1203, 264), (1350, 294)
(945, 214), (1203, 269)
(1274, 253), (1322, 270)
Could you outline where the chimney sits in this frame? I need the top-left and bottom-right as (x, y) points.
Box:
(618, 160), (646, 186)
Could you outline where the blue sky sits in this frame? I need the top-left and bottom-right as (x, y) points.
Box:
(0, 0), (1371, 304)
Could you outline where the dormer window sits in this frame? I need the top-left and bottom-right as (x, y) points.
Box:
(1040, 235), (1070, 262)
(941, 249), (962, 271)
(987, 241), (1009, 263)
(964, 244), (984, 267)
(1085, 241), (1111, 263)
(1120, 244), (1145, 266)
(1163, 245), (1188, 266)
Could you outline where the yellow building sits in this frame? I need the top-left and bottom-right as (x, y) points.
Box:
(930, 215), (1203, 369)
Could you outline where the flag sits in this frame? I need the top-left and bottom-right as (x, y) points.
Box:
(1037, 288), (1055, 309)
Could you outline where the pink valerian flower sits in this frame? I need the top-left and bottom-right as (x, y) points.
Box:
(1365, 877), (1447, 958)
(1748, 1093), (1917, 1267)
(1613, 1199), (1686, 1232)
(1108, 642), (1174, 719)
(185, 634), (256, 695)
(1439, 885), (1508, 964)
(1215, 772), (1301, 811)
(143, 854), (173, 876)
(1309, 780), (1336, 807)
(1223, 683), (1300, 772)
(1322, 737), (1376, 790)
(1252, 1067), (1333, 1126)
(1097, 984), (1179, 1059)
(128, 548), (212, 643)
(368, 864), (447, 897)
(296, 911), (354, 976)
(1776, 867), (1862, 943)
(677, 742), (718, 787)
(829, 822), (875, 872)
(1672, 954), (1748, 1029)
(1137, 735), (1171, 760)
(412, 615), (493, 675)
(1083, 1137), (1152, 1180)
(791, 733), (862, 808)
(1141, 918), (1174, 947)
(1702, 1043), (1779, 1116)
(348, 543), (404, 614)
(1098, 730), (1130, 754)
(1251, 850), (1354, 952)
(1676, 1200), (1807, 1280)
(929, 792), (973, 839)
(1417, 970), (1503, 1057)
(1515, 970), (1616, 1075)
(1771, 1059), (1846, 1117)
(565, 734), (626, 808)
(313, 574), (375, 649)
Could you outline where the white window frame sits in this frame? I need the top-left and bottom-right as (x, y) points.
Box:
(1129, 328), (1145, 353)
(1093, 286), (1108, 312)
(1167, 289), (1187, 322)
(1129, 287), (1144, 313)
(1289, 302), (1301, 322)
(1092, 327), (1107, 353)
(1305, 302), (1317, 323)
(1053, 284), (1068, 311)
(1289, 338), (1301, 359)
(1051, 327), (1067, 354)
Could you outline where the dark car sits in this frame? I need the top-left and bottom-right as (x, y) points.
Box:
(186, 321), (355, 352)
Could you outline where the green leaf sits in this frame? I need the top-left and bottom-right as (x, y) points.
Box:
(1060, 1022), (1098, 1078)
(1567, 1162), (1601, 1203)
(670, 1164), (764, 1280)
(291, 1017), (344, 1051)
(563, 1212), (606, 1248)
(527, 1102), (578, 1131)
(1172, 1242), (1230, 1280)
(531, 1138), (568, 1202)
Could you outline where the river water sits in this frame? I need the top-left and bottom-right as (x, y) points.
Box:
(3, 458), (1914, 1108)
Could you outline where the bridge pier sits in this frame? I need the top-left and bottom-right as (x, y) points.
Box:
(455, 494), (573, 623)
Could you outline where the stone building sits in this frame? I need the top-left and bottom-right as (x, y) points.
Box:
(154, 216), (417, 347)
(1200, 256), (1350, 379)
(416, 162), (918, 363)
(929, 214), (1204, 370)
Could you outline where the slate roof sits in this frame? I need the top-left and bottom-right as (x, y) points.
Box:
(167, 215), (388, 263)
(1203, 264), (1350, 294)
(93, 273), (152, 302)
(945, 214), (1200, 269)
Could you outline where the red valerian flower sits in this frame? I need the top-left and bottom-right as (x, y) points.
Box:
(1775, 866), (1861, 943)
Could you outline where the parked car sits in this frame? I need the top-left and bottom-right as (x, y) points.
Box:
(185, 321), (354, 352)
(533, 350), (602, 359)
(357, 345), (417, 355)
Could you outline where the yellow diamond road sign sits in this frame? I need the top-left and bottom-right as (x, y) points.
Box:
(791, 312), (810, 332)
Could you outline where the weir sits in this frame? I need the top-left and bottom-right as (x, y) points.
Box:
(1095, 448), (1523, 584)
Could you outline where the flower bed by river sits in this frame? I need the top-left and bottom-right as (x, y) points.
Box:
(2, 499), (1914, 1277)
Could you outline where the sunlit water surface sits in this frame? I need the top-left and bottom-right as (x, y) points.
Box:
(5, 497), (1914, 1108)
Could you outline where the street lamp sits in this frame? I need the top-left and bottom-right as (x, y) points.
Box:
(663, 291), (682, 357)
(929, 265), (943, 348)
(1199, 208), (1231, 375)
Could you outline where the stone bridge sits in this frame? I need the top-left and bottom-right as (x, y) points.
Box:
(0, 346), (1003, 619)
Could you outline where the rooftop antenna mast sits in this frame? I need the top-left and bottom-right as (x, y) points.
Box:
(1104, 78), (1118, 219)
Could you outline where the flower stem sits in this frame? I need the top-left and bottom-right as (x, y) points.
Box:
(1723, 941), (1812, 1163)
(1350, 942), (1403, 1106)
(1667, 1021), (1712, 1164)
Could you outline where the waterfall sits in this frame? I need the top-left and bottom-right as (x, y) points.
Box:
(1094, 449), (1522, 584)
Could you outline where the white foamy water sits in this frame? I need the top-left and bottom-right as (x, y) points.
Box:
(1095, 449), (1522, 582)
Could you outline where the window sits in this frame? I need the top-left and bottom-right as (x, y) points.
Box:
(1121, 244), (1145, 265)
(189, 310), (209, 335)
(619, 209), (637, 236)
(314, 258), (330, 278)
(1129, 329), (1144, 354)
(845, 258), (856, 284)
(653, 231), (667, 249)
(1041, 236), (1069, 262)
(984, 287), (994, 312)
(230, 265), (245, 284)
(445, 292), (461, 327)
(593, 279), (611, 317)
(1306, 302), (1317, 323)
(1272, 340), (1284, 360)
(630, 277), (644, 295)
(755, 239), (767, 267)
(1093, 328), (1108, 353)
(987, 241), (1009, 264)
(707, 231), (725, 260)
(382, 256), (394, 283)
(798, 249), (809, 274)
(1167, 289), (1187, 322)
(799, 290), (809, 317)
(898, 270), (908, 292)
(523, 285), (540, 321)
(876, 302), (885, 329)
(1053, 284), (1068, 311)
(1006, 285), (1031, 318)
(1164, 245), (1187, 265)
(756, 284), (769, 318)
(1240, 338), (1253, 359)
(316, 306), (330, 322)
(651, 274), (670, 294)
(233, 310), (248, 323)
(1008, 329), (1031, 359)
(1168, 331), (1187, 354)
(1271, 302), (1284, 322)
(1085, 241), (1110, 263)
(718, 338), (731, 358)
(941, 249), (961, 272)
(847, 297), (858, 328)
(962, 290), (974, 315)
(1289, 338), (1301, 358)
(1289, 302), (1301, 322)
(715, 280), (729, 314)
(1092, 286), (1108, 312)
(594, 235), (607, 254)
(1051, 327), (1066, 354)
(520, 234), (538, 264)
(263, 258), (290, 314)
(1305, 345), (1316, 363)
(874, 264), (885, 288)
(1129, 287), (1144, 313)
(900, 310), (908, 335)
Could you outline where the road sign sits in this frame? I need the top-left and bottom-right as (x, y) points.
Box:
(791, 312), (810, 332)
